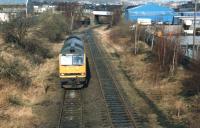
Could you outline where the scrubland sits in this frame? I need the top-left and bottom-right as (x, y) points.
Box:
(0, 13), (68, 127)
(94, 24), (200, 128)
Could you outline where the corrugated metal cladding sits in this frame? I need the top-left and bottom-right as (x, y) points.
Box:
(125, 3), (175, 24)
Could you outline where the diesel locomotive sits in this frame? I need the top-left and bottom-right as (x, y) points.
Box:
(59, 36), (86, 88)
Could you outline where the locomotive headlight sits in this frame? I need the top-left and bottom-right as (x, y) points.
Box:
(60, 73), (64, 76)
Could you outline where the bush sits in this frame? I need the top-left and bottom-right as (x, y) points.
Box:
(181, 61), (200, 97)
(2, 15), (54, 64)
(137, 42), (146, 53)
(2, 16), (31, 45)
(0, 57), (31, 87)
(110, 19), (132, 43)
(40, 13), (68, 42)
(8, 95), (24, 106)
(3, 34), (53, 64)
(18, 39), (53, 64)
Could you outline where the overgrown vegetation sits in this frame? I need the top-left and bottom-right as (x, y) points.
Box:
(184, 62), (200, 95)
(56, 2), (83, 31)
(39, 12), (68, 42)
(19, 39), (53, 64)
(2, 16), (32, 44)
(140, 26), (183, 76)
(0, 8), (82, 128)
(0, 12), (68, 87)
(182, 61), (200, 96)
(108, 21), (200, 127)
(109, 19), (132, 43)
(0, 57), (31, 87)
(1, 12), (70, 65)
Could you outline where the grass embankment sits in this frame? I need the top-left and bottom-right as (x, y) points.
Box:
(0, 13), (67, 127)
(94, 25), (200, 128)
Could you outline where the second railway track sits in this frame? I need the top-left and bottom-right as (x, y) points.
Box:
(86, 29), (137, 128)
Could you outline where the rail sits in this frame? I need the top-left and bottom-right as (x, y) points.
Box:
(58, 89), (83, 128)
(86, 29), (138, 128)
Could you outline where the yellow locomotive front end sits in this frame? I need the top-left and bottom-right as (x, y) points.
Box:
(59, 36), (86, 88)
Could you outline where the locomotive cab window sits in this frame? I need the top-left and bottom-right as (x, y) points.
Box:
(73, 55), (84, 65)
(60, 55), (73, 65)
(60, 54), (84, 66)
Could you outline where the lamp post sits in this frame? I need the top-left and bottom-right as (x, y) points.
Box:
(193, 0), (197, 59)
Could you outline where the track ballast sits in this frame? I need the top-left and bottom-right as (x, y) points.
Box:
(86, 29), (137, 128)
(58, 90), (83, 128)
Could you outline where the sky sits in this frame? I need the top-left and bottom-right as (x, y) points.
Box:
(0, 0), (27, 4)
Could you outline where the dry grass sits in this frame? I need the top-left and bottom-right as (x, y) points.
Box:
(0, 48), (61, 127)
(0, 81), (37, 128)
(94, 25), (197, 127)
(0, 18), (63, 127)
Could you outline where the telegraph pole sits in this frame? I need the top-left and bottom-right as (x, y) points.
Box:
(193, 0), (197, 59)
(26, 0), (29, 17)
(134, 23), (138, 55)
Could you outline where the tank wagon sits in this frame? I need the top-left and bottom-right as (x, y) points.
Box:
(59, 36), (86, 88)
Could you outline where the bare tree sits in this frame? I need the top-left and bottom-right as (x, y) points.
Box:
(14, 16), (31, 43)
(40, 12), (68, 41)
(111, 7), (122, 26)
(56, 2), (83, 32)
(3, 16), (31, 44)
(147, 26), (183, 75)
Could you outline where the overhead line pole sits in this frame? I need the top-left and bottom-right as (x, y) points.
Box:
(134, 23), (138, 55)
(193, 0), (197, 59)
(26, 0), (28, 17)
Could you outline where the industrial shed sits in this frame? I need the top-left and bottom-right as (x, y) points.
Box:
(125, 3), (175, 24)
(0, 0), (33, 22)
(0, 0), (33, 14)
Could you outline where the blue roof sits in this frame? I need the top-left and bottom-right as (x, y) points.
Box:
(127, 3), (174, 14)
(125, 3), (175, 24)
(0, 0), (28, 5)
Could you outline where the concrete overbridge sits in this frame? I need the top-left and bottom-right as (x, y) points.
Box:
(91, 11), (113, 24)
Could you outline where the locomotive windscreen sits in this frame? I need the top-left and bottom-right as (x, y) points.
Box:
(60, 55), (73, 65)
(60, 54), (84, 66)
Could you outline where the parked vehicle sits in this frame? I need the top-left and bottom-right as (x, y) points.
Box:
(137, 18), (151, 25)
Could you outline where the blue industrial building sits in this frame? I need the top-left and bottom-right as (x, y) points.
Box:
(125, 3), (176, 24)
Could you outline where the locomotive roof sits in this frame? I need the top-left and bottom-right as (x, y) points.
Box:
(61, 36), (84, 55)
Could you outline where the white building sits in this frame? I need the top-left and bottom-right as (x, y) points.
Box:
(33, 5), (56, 14)
(0, 13), (9, 22)
(0, 0), (33, 22)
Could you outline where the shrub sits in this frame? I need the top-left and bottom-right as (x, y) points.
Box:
(8, 95), (24, 106)
(110, 19), (132, 43)
(18, 39), (53, 64)
(40, 13), (68, 42)
(0, 57), (31, 87)
(182, 61), (200, 97)
(2, 16), (31, 44)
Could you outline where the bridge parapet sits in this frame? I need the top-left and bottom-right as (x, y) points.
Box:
(92, 11), (113, 16)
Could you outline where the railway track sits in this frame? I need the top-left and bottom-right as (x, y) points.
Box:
(86, 29), (137, 128)
(58, 90), (83, 128)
